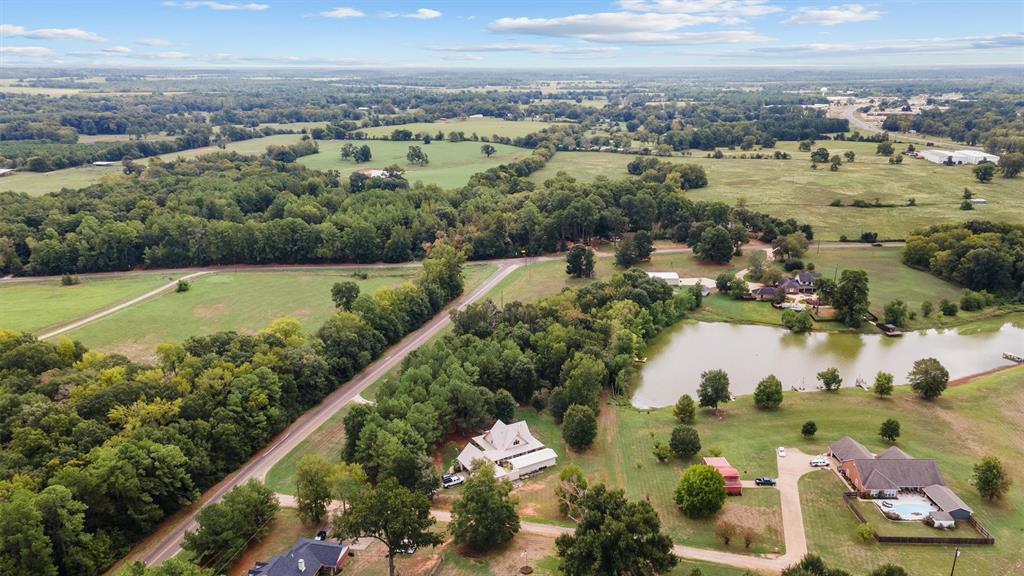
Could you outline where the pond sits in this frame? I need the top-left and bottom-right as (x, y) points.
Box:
(632, 320), (1024, 408)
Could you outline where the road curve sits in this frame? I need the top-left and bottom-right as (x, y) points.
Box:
(138, 262), (520, 566)
(36, 271), (212, 340)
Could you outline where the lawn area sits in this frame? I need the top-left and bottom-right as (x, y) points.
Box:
(67, 266), (420, 362)
(850, 498), (972, 538)
(298, 140), (531, 189)
(356, 118), (563, 140)
(155, 133), (305, 161)
(509, 404), (785, 556)
(264, 405), (351, 495)
(484, 252), (733, 305)
(227, 508), (317, 576)
(0, 272), (180, 334)
(530, 140), (1024, 240)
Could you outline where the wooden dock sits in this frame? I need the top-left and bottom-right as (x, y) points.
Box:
(1003, 352), (1023, 363)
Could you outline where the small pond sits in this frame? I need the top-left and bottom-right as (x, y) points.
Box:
(633, 320), (1024, 408)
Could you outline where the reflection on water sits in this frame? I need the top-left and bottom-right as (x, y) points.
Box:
(632, 321), (1023, 408)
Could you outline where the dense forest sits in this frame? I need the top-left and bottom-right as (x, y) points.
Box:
(343, 268), (702, 492)
(0, 245), (465, 575)
(881, 95), (1024, 153)
(0, 144), (806, 276)
(903, 221), (1024, 296)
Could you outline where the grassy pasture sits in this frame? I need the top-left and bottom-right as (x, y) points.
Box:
(155, 133), (306, 161)
(299, 140), (531, 189)
(0, 273), (179, 334)
(356, 118), (563, 140)
(531, 140), (1024, 240)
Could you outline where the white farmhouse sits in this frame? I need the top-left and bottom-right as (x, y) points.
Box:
(456, 420), (557, 482)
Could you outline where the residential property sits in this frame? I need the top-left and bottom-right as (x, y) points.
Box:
(247, 538), (349, 576)
(354, 168), (389, 178)
(646, 271), (680, 286)
(0, 168), (15, 177)
(703, 456), (742, 495)
(751, 286), (778, 301)
(829, 437), (974, 523)
(456, 420), (557, 481)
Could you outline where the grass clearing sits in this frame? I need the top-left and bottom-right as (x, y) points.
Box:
(68, 267), (420, 362)
(531, 140), (1024, 240)
(0, 273), (179, 334)
(299, 140), (531, 189)
(356, 118), (563, 140)
(264, 405), (351, 495)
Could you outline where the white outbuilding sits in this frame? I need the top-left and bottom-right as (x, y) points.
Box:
(920, 149), (999, 165)
(646, 271), (680, 286)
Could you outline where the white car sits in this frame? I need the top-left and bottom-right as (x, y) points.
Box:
(810, 457), (830, 467)
(442, 473), (465, 488)
(777, 447), (786, 458)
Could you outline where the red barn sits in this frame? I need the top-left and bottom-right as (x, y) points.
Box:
(703, 456), (742, 495)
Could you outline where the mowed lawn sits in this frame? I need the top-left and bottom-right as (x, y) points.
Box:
(0, 273), (179, 334)
(299, 140), (531, 189)
(155, 133), (306, 161)
(530, 140), (1023, 240)
(356, 118), (563, 140)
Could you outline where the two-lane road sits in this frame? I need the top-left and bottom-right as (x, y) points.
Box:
(139, 261), (520, 566)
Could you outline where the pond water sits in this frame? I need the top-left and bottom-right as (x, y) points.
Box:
(632, 320), (1024, 408)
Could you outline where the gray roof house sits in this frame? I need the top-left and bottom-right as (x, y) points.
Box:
(876, 446), (913, 460)
(924, 484), (974, 520)
(247, 539), (348, 576)
(850, 458), (946, 492)
(829, 436), (873, 463)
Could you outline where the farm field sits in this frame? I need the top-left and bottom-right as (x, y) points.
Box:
(155, 133), (306, 161)
(530, 140), (1023, 240)
(356, 118), (564, 139)
(0, 272), (179, 334)
(298, 140), (531, 188)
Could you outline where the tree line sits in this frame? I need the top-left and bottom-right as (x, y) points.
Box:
(903, 221), (1024, 298)
(0, 245), (465, 576)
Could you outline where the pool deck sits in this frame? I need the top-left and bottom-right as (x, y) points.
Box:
(874, 492), (938, 521)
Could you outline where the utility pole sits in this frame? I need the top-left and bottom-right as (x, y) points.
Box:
(949, 546), (960, 576)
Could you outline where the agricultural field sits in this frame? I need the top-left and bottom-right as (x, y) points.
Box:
(531, 140), (1023, 240)
(355, 118), (564, 140)
(299, 140), (531, 189)
(155, 133), (306, 161)
(0, 163), (123, 196)
(0, 272), (179, 334)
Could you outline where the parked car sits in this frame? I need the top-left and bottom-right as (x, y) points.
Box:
(755, 477), (777, 486)
(810, 457), (830, 467)
(395, 540), (417, 555)
(315, 530), (327, 541)
(777, 447), (786, 458)
(442, 473), (464, 488)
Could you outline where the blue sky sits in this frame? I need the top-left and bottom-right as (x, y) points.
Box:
(1, 1), (1022, 68)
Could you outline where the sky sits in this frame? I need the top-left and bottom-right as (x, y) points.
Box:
(1, 0), (1022, 69)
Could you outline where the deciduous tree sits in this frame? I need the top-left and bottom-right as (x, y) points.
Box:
(907, 358), (948, 399)
(675, 464), (726, 518)
(754, 375), (784, 409)
(971, 456), (1011, 500)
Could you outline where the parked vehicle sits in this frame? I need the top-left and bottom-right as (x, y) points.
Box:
(810, 457), (830, 467)
(755, 477), (777, 486)
(882, 501), (894, 508)
(395, 540), (417, 555)
(442, 473), (464, 488)
(315, 530), (327, 541)
(777, 447), (786, 458)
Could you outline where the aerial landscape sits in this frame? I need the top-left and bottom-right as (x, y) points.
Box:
(1, 1), (1023, 576)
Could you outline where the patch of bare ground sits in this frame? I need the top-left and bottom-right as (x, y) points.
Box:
(104, 336), (162, 364)
(192, 303), (227, 318)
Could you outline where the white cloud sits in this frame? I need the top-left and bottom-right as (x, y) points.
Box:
(489, 12), (771, 44)
(408, 8), (442, 20)
(0, 24), (107, 42)
(104, 45), (133, 54)
(756, 33), (1024, 57)
(440, 54), (483, 61)
(430, 43), (621, 55)
(137, 37), (173, 46)
(162, 1), (269, 10)
(618, 0), (781, 17)
(320, 7), (365, 19)
(783, 4), (881, 26)
(1, 46), (54, 57)
(70, 47), (191, 59)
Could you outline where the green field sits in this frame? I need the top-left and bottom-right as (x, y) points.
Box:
(530, 140), (1024, 240)
(298, 140), (531, 189)
(155, 133), (306, 161)
(356, 118), (563, 140)
(0, 273), (179, 334)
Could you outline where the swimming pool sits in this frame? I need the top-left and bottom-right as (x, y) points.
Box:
(881, 502), (937, 519)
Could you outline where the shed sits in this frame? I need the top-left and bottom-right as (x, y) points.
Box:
(703, 456), (742, 495)
(501, 447), (558, 481)
(91, 161), (116, 167)
(929, 511), (956, 529)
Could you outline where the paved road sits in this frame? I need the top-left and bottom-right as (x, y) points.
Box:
(139, 262), (520, 566)
(37, 271), (212, 340)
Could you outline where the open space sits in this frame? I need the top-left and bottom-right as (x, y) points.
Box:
(355, 118), (565, 140)
(0, 273), (181, 334)
(298, 139), (532, 188)
(530, 140), (1024, 240)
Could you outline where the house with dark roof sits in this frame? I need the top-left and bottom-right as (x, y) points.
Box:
(923, 484), (974, 520)
(876, 446), (912, 460)
(829, 436), (873, 463)
(247, 539), (348, 576)
(796, 271), (821, 289)
(751, 286), (778, 301)
(846, 458), (946, 498)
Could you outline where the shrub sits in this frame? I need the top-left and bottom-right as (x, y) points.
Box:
(753, 375), (784, 409)
(960, 200), (975, 211)
(939, 299), (958, 316)
(673, 394), (696, 424)
(960, 289), (994, 311)
(801, 421), (817, 437)
(783, 259), (805, 271)
(652, 442), (671, 463)
(669, 425), (701, 458)
(829, 199), (843, 207)
(920, 300), (933, 317)
(782, 309), (813, 333)
(857, 523), (875, 542)
(714, 520), (737, 546)
(176, 280), (191, 292)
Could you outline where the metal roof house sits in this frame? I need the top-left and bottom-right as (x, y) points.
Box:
(247, 538), (348, 576)
(456, 420), (556, 482)
(646, 271), (680, 286)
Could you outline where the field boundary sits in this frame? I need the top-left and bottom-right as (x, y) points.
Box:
(841, 492), (994, 545)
